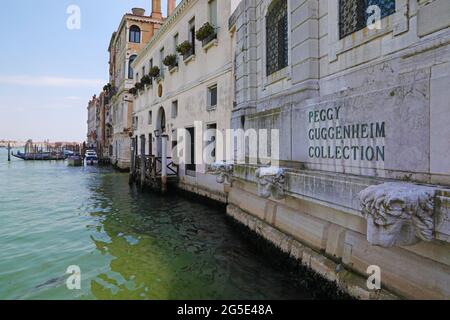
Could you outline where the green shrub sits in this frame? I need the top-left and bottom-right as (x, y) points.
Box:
(163, 54), (178, 67)
(196, 22), (215, 41)
(149, 66), (160, 78)
(176, 41), (192, 55)
(141, 75), (152, 85)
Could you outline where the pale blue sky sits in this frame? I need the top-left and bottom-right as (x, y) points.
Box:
(0, 0), (177, 142)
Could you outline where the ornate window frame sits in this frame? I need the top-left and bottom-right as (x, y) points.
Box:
(261, 0), (292, 88)
(328, 0), (409, 62)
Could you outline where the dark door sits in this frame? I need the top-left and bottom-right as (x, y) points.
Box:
(186, 127), (196, 172)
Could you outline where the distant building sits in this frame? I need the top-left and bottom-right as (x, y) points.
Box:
(107, 3), (165, 169)
(87, 95), (98, 149)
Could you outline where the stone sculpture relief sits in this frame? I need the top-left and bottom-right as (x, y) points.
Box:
(209, 162), (234, 184)
(359, 182), (436, 248)
(255, 167), (286, 200)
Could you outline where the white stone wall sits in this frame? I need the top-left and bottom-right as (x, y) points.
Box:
(231, 0), (450, 185)
(227, 0), (450, 298)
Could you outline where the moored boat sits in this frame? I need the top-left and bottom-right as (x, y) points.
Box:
(67, 155), (83, 167)
(85, 150), (98, 166)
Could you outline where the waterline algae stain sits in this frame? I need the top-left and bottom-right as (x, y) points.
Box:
(0, 149), (345, 300)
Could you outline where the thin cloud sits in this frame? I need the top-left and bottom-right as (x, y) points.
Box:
(0, 75), (105, 88)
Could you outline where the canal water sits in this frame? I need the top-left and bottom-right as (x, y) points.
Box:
(0, 148), (320, 300)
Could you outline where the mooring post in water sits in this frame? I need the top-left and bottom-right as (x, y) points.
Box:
(7, 143), (11, 162)
(161, 133), (168, 193)
(140, 135), (146, 189)
(129, 137), (135, 184)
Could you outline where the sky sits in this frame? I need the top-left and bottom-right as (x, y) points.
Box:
(0, 0), (177, 142)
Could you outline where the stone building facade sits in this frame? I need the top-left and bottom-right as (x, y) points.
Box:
(108, 4), (164, 169)
(225, 0), (450, 299)
(86, 95), (98, 149)
(132, 0), (241, 201)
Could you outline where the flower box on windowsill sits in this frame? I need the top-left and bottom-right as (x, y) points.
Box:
(183, 47), (196, 64)
(183, 54), (195, 64)
(202, 33), (218, 51)
(169, 65), (179, 74)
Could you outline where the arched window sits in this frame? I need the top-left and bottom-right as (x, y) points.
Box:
(266, 0), (288, 76)
(129, 25), (141, 43)
(128, 55), (137, 79)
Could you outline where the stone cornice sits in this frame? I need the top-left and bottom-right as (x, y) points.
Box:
(111, 14), (165, 49)
(133, 0), (198, 67)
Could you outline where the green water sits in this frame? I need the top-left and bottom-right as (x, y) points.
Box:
(0, 148), (312, 300)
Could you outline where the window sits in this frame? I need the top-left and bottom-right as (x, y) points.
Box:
(207, 85), (218, 110)
(129, 54), (137, 79)
(148, 110), (152, 125)
(142, 66), (146, 79)
(189, 18), (196, 55)
(129, 25), (141, 43)
(149, 59), (153, 84)
(186, 127), (196, 173)
(159, 47), (165, 77)
(339, 0), (396, 39)
(171, 100), (178, 118)
(266, 0), (288, 76)
(148, 133), (153, 156)
(171, 130), (178, 156)
(208, 0), (218, 26)
(173, 33), (179, 51)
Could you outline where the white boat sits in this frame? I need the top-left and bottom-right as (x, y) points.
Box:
(85, 150), (98, 165)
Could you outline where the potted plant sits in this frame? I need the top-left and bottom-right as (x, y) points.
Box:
(103, 83), (112, 92)
(196, 22), (216, 45)
(149, 66), (160, 78)
(141, 75), (152, 86)
(128, 87), (137, 95)
(163, 54), (178, 70)
(176, 41), (193, 58)
(135, 82), (144, 92)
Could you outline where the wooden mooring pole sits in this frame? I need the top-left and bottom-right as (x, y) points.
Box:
(7, 143), (11, 162)
(140, 135), (146, 189)
(129, 137), (136, 184)
(161, 134), (168, 193)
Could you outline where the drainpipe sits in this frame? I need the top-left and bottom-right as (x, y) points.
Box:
(140, 135), (146, 189)
(161, 133), (168, 193)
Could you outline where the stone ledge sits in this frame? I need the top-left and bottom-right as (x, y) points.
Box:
(232, 165), (450, 245)
(227, 203), (398, 300)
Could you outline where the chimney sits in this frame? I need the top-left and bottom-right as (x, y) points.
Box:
(151, 0), (162, 19)
(131, 8), (146, 16)
(167, 0), (176, 17)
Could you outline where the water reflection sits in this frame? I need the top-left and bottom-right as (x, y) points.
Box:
(87, 172), (310, 300)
